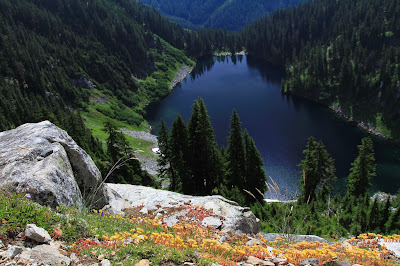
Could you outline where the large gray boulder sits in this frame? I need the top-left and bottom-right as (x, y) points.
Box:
(106, 183), (261, 235)
(0, 121), (109, 209)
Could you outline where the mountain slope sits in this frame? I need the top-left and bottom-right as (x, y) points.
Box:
(139, 0), (302, 31)
(242, 0), (400, 141)
(0, 0), (194, 135)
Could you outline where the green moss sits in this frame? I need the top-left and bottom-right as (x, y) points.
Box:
(376, 114), (392, 139)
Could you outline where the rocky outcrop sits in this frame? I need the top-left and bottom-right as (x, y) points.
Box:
(106, 183), (261, 235)
(0, 121), (109, 209)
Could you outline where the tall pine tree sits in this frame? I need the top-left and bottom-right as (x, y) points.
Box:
(188, 98), (224, 194)
(157, 120), (177, 190)
(347, 137), (376, 197)
(226, 110), (246, 188)
(244, 129), (267, 202)
(170, 114), (191, 193)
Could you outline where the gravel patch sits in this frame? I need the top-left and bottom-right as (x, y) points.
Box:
(121, 129), (158, 144)
(136, 152), (160, 176)
(170, 65), (193, 90)
(121, 129), (160, 176)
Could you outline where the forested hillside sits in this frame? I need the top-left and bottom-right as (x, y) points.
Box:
(242, 0), (400, 141)
(0, 0), (192, 130)
(139, 0), (302, 31)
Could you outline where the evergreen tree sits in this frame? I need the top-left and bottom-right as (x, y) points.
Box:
(386, 207), (400, 234)
(380, 198), (391, 233)
(347, 137), (376, 197)
(103, 121), (150, 185)
(170, 115), (191, 193)
(368, 197), (380, 232)
(226, 110), (246, 188)
(298, 137), (336, 203)
(188, 98), (224, 194)
(157, 120), (177, 190)
(244, 129), (267, 202)
(104, 121), (123, 163)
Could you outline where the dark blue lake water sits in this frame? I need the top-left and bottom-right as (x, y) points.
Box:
(146, 55), (400, 199)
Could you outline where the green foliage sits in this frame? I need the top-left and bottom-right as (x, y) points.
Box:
(0, 193), (60, 234)
(298, 137), (336, 203)
(347, 137), (376, 197)
(103, 121), (154, 185)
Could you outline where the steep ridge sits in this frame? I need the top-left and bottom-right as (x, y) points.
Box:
(139, 0), (302, 31)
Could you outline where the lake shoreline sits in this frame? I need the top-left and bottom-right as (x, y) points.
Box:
(146, 54), (400, 195)
(329, 105), (400, 146)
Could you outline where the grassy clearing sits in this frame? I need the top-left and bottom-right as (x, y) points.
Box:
(82, 104), (155, 156)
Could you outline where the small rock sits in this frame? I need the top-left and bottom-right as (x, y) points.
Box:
(135, 259), (150, 266)
(0, 250), (6, 258)
(70, 253), (79, 263)
(4, 262), (18, 266)
(341, 241), (352, 250)
(6, 245), (23, 259)
(192, 251), (201, 259)
(154, 208), (166, 215)
(201, 217), (223, 228)
(98, 254), (105, 261)
(100, 259), (111, 266)
(272, 257), (288, 265)
(25, 224), (51, 243)
(110, 251), (116, 256)
(300, 258), (319, 266)
(323, 261), (351, 266)
(183, 262), (195, 265)
(139, 207), (148, 214)
(0, 240), (4, 249)
(219, 235), (231, 243)
(28, 244), (71, 265)
(18, 248), (32, 263)
(237, 263), (253, 266)
(245, 238), (264, 247)
(246, 256), (274, 265)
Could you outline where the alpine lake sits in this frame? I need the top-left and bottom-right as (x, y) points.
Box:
(146, 55), (400, 200)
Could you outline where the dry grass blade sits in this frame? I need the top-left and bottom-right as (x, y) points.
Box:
(243, 189), (257, 201)
(255, 188), (265, 199)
